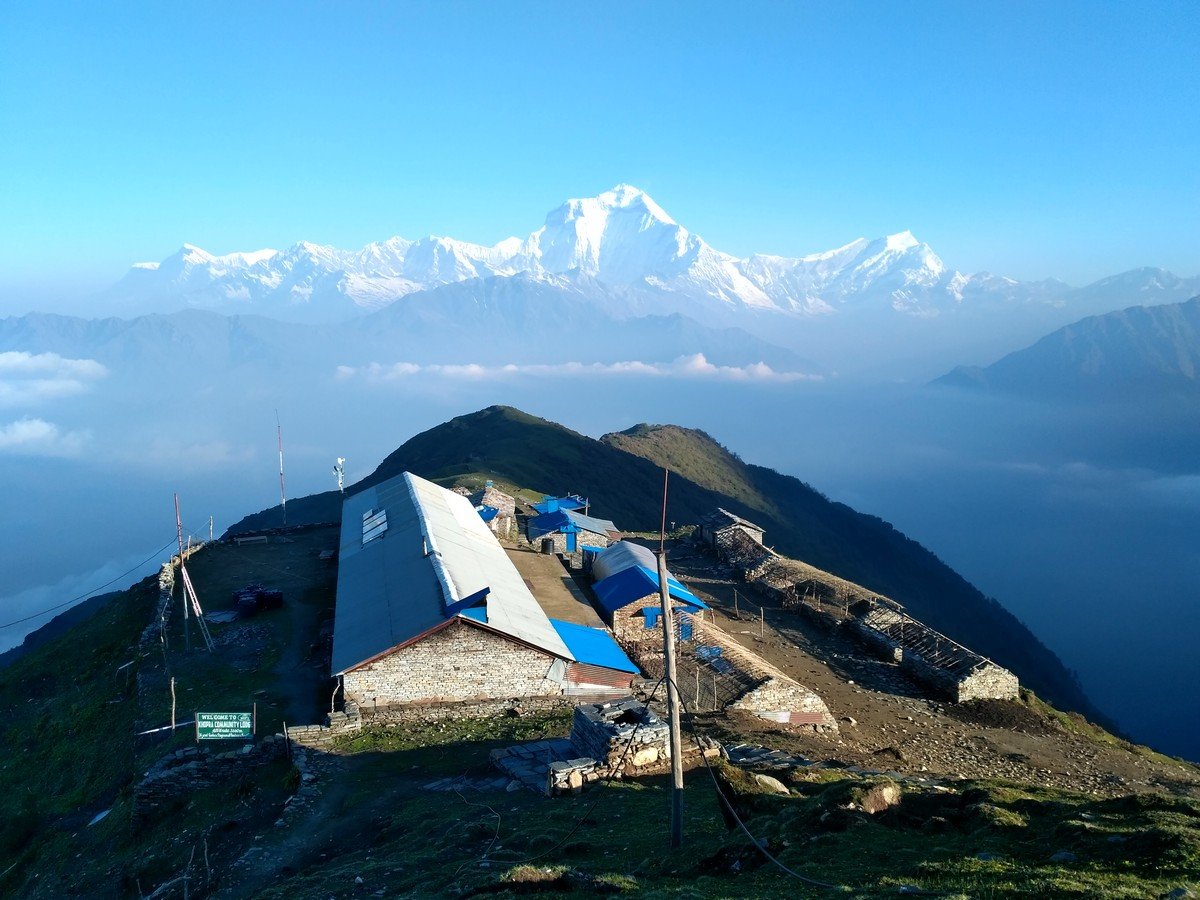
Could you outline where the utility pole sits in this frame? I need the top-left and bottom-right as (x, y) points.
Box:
(276, 410), (287, 527)
(656, 467), (684, 849)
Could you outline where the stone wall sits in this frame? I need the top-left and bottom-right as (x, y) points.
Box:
(342, 619), (563, 708)
(132, 733), (289, 830)
(851, 607), (1020, 702)
(287, 695), (594, 750)
(544, 697), (720, 795)
(703, 518), (1019, 705)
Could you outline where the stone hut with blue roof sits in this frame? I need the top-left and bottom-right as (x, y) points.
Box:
(331, 472), (637, 709)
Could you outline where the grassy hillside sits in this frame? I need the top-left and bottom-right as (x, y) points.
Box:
(227, 406), (1099, 723)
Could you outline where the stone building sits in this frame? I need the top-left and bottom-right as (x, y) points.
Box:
(588, 540), (708, 646)
(700, 508), (1019, 704)
(331, 472), (637, 709)
(698, 507), (766, 550)
(526, 507), (620, 554)
(469, 482), (517, 540)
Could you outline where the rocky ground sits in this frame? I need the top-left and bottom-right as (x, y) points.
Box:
(665, 544), (1200, 800)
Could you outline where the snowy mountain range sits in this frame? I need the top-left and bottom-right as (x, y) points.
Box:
(103, 184), (1124, 325)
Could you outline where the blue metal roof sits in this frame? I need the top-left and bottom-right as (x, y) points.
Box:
(532, 496), (587, 514)
(526, 508), (574, 539)
(549, 619), (638, 673)
(593, 564), (707, 614)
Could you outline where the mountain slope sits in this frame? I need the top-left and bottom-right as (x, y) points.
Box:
(228, 406), (1101, 723)
(938, 295), (1200, 397)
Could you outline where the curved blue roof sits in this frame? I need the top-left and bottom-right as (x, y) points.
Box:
(593, 564), (706, 614)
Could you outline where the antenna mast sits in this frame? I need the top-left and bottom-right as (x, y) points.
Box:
(333, 457), (346, 494)
(276, 410), (287, 526)
(175, 493), (215, 652)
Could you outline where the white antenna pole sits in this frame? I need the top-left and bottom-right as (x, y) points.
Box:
(276, 410), (287, 526)
(175, 493), (190, 654)
(334, 457), (346, 494)
(209, 516), (213, 542)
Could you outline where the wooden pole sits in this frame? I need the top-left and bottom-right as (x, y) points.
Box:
(733, 589), (739, 619)
(655, 467), (684, 850)
(760, 607), (765, 641)
(656, 548), (684, 849)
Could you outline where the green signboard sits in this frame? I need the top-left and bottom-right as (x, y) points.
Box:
(196, 711), (254, 740)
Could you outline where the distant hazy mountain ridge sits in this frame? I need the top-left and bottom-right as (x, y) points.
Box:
(938, 295), (1200, 396)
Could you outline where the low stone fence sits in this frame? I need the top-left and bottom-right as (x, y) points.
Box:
(851, 607), (1019, 702)
(285, 695), (601, 750)
(132, 733), (289, 830)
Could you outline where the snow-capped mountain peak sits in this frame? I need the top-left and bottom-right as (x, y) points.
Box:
(102, 185), (1055, 323)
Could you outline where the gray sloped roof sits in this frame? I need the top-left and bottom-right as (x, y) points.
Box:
(702, 507), (765, 533)
(332, 471), (571, 675)
(563, 509), (619, 536)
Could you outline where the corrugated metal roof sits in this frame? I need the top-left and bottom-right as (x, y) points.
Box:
(563, 509), (618, 536)
(701, 507), (766, 533)
(590, 541), (707, 614)
(549, 619), (638, 673)
(526, 508), (618, 539)
(332, 471), (571, 675)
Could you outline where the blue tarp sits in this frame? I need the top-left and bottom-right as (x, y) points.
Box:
(476, 505), (499, 522)
(593, 565), (707, 615)
(549, 619), (638, 674)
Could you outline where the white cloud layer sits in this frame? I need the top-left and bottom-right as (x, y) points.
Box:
(0, 351), (108, 407)
(0, 417), (89, 456)
(335, 353), (821, 384)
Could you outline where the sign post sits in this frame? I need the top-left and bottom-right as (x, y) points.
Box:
(195, 711), (254, 741)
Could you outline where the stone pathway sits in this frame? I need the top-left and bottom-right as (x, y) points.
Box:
(489, 738), (574, 793)
(421, 774), (514, 793)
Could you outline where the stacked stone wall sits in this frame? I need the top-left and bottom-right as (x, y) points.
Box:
(342, 620), (562, 708)
(132, 733), (289, 830)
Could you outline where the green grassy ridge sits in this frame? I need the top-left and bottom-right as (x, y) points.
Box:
(223, 406), (1101, 723)
(379, 408), (1097, 722)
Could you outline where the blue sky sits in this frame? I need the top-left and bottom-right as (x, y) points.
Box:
(1, 1), (1197, 311)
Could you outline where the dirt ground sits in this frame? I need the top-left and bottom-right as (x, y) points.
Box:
(663, 540), (1200, 800)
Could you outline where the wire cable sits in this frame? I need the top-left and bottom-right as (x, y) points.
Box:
(0, 537), (178, 630)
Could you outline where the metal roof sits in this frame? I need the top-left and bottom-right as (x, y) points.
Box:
(701, 507), (766, 533)
(527, 508), (618, 539)
(532, 495), (587, 514)
(549, 619), (638, 674)
(332, 471), (571, 674)
(563, 509), (618, 536)
(590, 541), (707, 613)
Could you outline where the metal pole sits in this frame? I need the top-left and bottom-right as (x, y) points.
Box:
(170, 677), (176, 729)
(656, 548), (684, 850)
